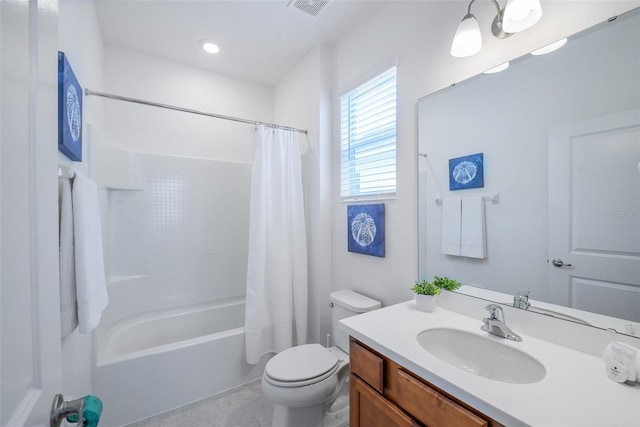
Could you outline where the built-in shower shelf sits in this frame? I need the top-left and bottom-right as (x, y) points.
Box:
(100, 186), (145, 192)
(108, 275), (147, 286)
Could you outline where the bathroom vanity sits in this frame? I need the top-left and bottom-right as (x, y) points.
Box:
(350, 338), (502, 426)
(342, 297), (640, 426)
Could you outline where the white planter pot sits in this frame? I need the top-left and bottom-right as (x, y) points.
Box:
(415, 294), (437, 312)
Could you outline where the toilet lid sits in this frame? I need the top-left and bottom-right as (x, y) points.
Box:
(265, 344), (339, 383)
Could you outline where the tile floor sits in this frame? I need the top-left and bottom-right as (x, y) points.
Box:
(124, 380), (274, 427)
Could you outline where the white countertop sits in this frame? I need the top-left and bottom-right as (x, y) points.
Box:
(341, 300), (640, 427)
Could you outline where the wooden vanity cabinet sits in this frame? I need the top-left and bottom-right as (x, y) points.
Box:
(349, 338), (504, 427)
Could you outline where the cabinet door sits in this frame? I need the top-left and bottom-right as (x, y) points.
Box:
(396, 369), (488, 427)
(350, 375), (418, 427)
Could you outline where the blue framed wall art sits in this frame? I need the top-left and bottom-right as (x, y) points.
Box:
(449, 152), (484, 190)
(58, 51), (83, 161)
(347, 203), (385, 257)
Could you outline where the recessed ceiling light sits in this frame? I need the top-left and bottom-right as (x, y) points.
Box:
(531, 38), (567, 56)
(483, 62), (510, 74)
(200, 40), (220, 54)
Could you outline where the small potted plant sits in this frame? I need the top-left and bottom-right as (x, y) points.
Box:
(431, 276), (461, 293)
(411, 276), (461, 312)
(411, 279), (441, 312)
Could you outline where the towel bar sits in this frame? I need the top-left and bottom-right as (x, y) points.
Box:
(58, 165), (75, 179)
(435, 192), (500, 206)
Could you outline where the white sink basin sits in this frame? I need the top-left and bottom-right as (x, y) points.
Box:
(417, 328), (546, 384)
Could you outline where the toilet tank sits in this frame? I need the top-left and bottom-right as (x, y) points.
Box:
(330, 290), (381, 353)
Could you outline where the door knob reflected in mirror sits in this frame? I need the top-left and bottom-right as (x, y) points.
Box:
(551, 258), (573, 268)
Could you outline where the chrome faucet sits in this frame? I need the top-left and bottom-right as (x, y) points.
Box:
(513, 291), (531, 310)
(481, 304), (522, 342)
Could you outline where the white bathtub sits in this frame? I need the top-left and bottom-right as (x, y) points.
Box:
(93, 298), (269, 426)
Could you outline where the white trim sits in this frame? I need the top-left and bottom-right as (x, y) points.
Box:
(336, 56), (398, 99)
(341, 195), (397, 203)
(6, 389), (42, 427)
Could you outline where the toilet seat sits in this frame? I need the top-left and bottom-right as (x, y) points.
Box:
(264, 344), (340, 388)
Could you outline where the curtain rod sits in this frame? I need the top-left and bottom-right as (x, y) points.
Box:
(84, 89), (308, 135)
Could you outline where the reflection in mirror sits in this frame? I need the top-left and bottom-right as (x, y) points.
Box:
(418, 8), (640, 338)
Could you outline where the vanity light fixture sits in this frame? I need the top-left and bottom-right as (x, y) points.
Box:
(200, 40), (220, 54)
(530, 38), (567, 55)
(483, 62), (510, 74)
(450, 0), (543, 58)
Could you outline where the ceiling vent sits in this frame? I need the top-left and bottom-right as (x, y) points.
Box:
(288, 0), (330, 19)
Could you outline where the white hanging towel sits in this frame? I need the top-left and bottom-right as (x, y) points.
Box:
(441, 198), (462, 256)
(461, 196), (487, 259)
(71, 172), (109, 333)
(59, 176), (78, 337)
(245, 126), (308, 364)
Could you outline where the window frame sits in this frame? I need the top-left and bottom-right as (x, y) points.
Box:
(339, 65), (397, 201)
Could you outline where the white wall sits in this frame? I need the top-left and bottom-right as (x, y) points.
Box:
(59, 0), (104, 177)
(328, 0), (640, 307)
(102, 45), (273, 163)
(274, 46), (333, 345)
(58, 0), (105, 401)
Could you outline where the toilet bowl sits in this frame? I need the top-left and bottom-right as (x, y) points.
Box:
(262, 290), (381, 427)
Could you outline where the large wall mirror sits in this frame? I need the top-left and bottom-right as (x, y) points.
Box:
(418, 8), (639, 338)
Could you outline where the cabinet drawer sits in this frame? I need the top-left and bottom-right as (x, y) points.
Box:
(350, 340), (384, 393)
(396, 369), (488, 427)
(350, 375), (418, 427)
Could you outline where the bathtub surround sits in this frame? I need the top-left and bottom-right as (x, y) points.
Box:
(90, 148), (259, 425)
(245, 126), (308, 364)
(94, 148), (252, 312)
(93, 297), (266, 426)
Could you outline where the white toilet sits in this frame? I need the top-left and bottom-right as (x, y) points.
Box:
(262, 290), (381, 427)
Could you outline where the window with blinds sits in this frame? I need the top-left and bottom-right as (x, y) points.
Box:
(340, 67), (397, 199)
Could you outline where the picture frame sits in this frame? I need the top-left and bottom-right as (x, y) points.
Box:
(449, 152), (484, 190)
(347, 203), (385, 257)
(58, 51), (83, 161)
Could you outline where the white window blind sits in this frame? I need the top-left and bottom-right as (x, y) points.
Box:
(340, 67), (397, 199)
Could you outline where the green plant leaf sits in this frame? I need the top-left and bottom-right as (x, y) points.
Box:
(411, 276), (460, 295)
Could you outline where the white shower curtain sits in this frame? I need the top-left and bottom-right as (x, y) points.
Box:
(245, 125), (308, 365)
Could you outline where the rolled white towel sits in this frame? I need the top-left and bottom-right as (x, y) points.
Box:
(59, 177), (78, 337)
(72, 172), (108, 333)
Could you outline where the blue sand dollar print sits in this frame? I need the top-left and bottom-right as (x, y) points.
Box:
(58, 51), (83, 161)
(347, 204), (385, 257)
(449, 153), (484, 190)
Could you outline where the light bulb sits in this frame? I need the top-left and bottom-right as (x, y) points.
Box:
(483, 62), (510, 74)
(200, 40), (220, 54)
(450, 14), (482, 58)
(502, 0), (542, 33)
(531, 38), (567, 55)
